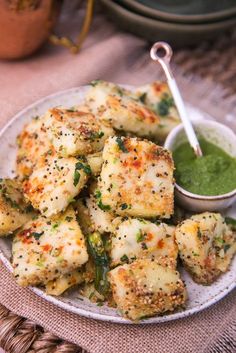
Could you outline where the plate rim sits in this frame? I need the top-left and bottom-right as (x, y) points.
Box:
(101, 0), (236, 31)
(120, 0), (236, 24)
(0, 85), (235, 324)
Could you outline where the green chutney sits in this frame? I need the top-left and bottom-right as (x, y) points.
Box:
(173, 138), (236, 196)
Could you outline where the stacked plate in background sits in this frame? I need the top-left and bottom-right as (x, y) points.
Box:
(100, 0), (236, 47)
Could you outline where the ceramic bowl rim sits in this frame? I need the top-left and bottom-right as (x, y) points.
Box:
(121, 0), (236, 24)
(101, 0), (236, 31)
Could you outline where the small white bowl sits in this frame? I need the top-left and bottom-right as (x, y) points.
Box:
(164, 120), (236, 212)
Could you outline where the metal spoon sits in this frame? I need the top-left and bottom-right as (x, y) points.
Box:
(150, 41), (203, 157)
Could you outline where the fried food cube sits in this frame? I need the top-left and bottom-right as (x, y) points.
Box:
(111, 217), (177, 268)
(16, 116), (56, 180)
(136, 81), (180, 141)
(108, 259), (187, 321)
(86, 80), (161, 139)
(12, 207), (88, 287)
(45, 268), (84, 296)
(98, 136), (174, 218)
(23, 157), (89, 217)
(175, 212), (236, 284)
(0, 179), (35, 236)
(44, 108), (114, 157)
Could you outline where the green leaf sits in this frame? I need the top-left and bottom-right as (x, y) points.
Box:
(73, 169), (81, 187)
(87, 232), (110, 296)
(97, 301), (104, 306)
(215, 237), (225, 245)
(32, 231), (44, 241)
(95, 190), (102, 199)
(139, 92), (147, 103)
(120, 203), (128, 210)
(89, 131), (105, 140)
(225, 217), (236, 231)
(68, 196), (76, 204)
(224, 244), (231, 252)
(197, 228), (202, 239)
(156, 94), (174, 117)
(74, 159), (92, 187)
(65, 216), (73, 222)
(52, 223), (59, 230)
(117, 87), (124, 96)
(75, 161), (92, 175)
(141, 242), (148, 250)
(98, 200), (111, 211)
(120, 254), (129, 262)
(94, 190), (111, 211)
(116, 137), (128, 153)
(136, 230), (144, 243)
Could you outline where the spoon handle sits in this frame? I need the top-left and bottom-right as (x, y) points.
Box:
(150, 42), (203, 157)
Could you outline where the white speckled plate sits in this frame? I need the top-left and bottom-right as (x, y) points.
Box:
(0, 86), (235, 324)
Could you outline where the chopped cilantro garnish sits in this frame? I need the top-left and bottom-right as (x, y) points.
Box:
(117, 87), (124, 96)
(89, 131), (105, 140)
(98, 201), (111, 211)
(95, 190), (102, 199)
(47, 149), (53, 155)
(32, 231), (44, 241)
(225, 217), (236, 231)
(137, 218), (148, 224)
(95, 190), (111, 211)
(215, 237), (225, 245)
(74, 170), (80, 187)
(156, 94), (174, 117)
(68, 196), (76, 204)
(224, 244), (231, 252)
(75, 161), (92, 175)
(120, 254), (129, 262)
(197, 228), (202, 239)
(136, 230), (144, 243)
(120, 203), (128, 210)
(52, 223), (59, 230)
(116, 137), (128, 153)
(65, 216), (73, 222)
(74, 159), (91, 187)
(141, 242), (148, 250)
(89, 291), (95, 300)
(97, 301), (104, 306)
(139, 92), (147, 103)
(0, 187), (21, 211)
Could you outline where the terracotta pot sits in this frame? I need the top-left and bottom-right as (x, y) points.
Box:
(0, 0), (62, 59)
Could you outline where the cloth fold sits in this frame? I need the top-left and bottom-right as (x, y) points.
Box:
(0, 5), (235, 353)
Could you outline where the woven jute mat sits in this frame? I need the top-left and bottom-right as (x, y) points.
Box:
(0, 5), (236, 353)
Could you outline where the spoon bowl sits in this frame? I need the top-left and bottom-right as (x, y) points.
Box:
(164, 120), (236, 212)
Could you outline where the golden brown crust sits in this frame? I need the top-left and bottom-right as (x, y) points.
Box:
(108, 259), (187, 321)
(99, 136), (174, 218)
